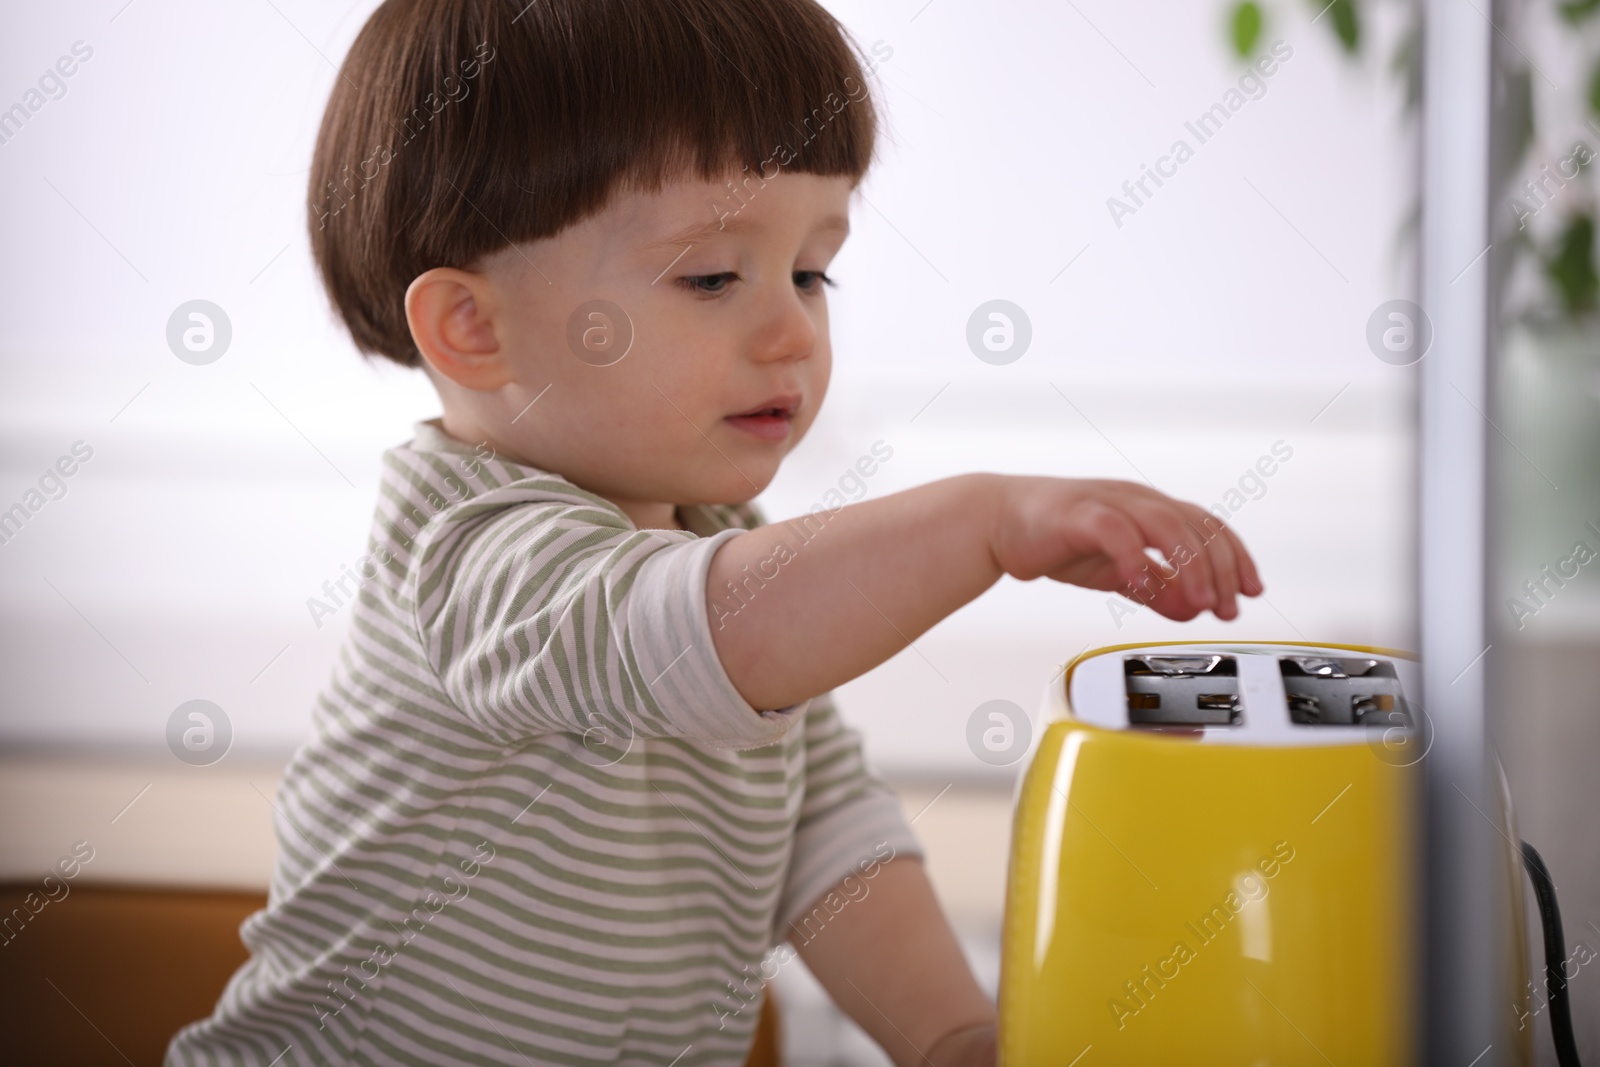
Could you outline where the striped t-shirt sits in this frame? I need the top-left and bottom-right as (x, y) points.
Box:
(167, 418), (922, 1066)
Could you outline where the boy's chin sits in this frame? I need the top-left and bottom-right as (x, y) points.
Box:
(678, 469), (778, 508)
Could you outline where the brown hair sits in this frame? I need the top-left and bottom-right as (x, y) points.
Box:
(308, 0), (882, 368)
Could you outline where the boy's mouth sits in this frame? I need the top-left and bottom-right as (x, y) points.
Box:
(724, 395), (799, 442)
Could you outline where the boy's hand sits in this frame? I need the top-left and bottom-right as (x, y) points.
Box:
(988, 476), (1263, 621)
(926, 1022), (997, 1066)
(788, 858), (995, 1067)
(709, 473), (1265, 711)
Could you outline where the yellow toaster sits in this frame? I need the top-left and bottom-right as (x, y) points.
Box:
(997, 641), (1536, 1066)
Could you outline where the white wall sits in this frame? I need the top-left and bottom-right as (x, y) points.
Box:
(0, 0), (1419, 778)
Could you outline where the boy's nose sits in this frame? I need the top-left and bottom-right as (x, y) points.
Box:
(748, 290), (818, 364)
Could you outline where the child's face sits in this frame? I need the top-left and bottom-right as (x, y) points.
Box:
(462, 169), (854, 519)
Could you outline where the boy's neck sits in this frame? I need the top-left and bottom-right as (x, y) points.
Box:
(431, 410), (686, 531)
(609, 498), (686, 532)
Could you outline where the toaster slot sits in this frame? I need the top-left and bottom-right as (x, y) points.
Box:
(1278, 655), (1410, 726)
(1123, 655), (1242, 726)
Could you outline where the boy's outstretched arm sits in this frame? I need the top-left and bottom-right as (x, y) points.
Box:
(708, 473), (1263, 711)
(786, 856), (996, 1067)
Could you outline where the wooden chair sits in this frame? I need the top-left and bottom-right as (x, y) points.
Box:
(0, 883), (780, 1065)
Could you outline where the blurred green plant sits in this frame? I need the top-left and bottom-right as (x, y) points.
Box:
(1561, 0), (1600, 23)
(1221, 0), (1600, 323)
(1528, 0), (1600, 320)
(1324, 0), (1362, 51)
(1232, 2), (1265, 55)
(1546, 214), (1598, 312)
(1224, 0), (1361, 59)
(1589, 55), (1600, 124)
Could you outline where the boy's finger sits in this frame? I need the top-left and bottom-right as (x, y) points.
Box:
(1182, 505), (1240, 618)
(1073, 501), (1156, 590)
(1126, 500), (1215, 611)
(1131, 572), (1213, 622)
(1204, 520), (1242, 618)
(1221, 523), (1265, 595)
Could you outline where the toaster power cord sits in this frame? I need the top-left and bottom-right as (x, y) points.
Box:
(1521, 840), (1583, 1067)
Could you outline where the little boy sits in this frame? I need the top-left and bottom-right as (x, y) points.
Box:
(168, 1), (1261, 1064)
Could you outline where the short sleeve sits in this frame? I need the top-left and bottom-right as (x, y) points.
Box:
(411, 495), (809, 750)
(774, 692), (925, 939)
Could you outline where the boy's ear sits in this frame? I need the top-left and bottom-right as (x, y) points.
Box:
(405, 267), (514, 390)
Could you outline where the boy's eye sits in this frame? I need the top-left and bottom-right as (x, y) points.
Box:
(679, 272), (738, 295)
(675, 271), (837, 297)
(794, 270), (836, 292)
